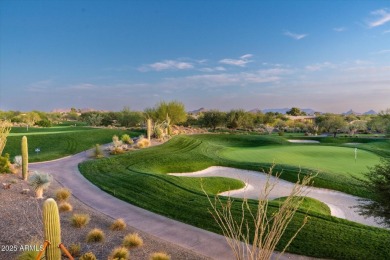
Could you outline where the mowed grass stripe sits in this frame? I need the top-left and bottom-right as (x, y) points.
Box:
(80, 135), (390, 259)
(4, 127), (144, 162)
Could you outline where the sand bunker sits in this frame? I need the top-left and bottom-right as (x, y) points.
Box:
(170, 166), (384, 228)
(287, 139), (320, 143)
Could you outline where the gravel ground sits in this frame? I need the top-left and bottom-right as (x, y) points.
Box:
(0, 172), (209, 260)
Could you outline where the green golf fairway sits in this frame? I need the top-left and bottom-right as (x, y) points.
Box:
(220, 145), (381, 179)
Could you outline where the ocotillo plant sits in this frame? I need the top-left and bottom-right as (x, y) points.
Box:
(21, 136), (28, 180)
(43, 198), (62, 260)
(147, 118), (152, 141)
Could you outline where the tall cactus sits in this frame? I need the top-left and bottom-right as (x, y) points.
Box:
(21, 135), (28, 180)
(147, 118), (152, 141)
(43, 198), (62, 260)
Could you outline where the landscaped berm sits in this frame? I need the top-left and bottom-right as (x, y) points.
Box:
(80, 134), (390, 260)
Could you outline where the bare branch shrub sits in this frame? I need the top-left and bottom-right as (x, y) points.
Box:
(205, 166), (314, 260)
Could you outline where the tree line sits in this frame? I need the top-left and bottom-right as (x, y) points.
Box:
(1, 104), (389, 136)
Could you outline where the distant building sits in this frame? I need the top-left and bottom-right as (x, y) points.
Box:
(285, 115), (316, 123)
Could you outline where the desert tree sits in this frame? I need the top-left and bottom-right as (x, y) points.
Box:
(201, 110), (227, 131)
(357, 157), (390, 227)
(205, 166), (314, 260)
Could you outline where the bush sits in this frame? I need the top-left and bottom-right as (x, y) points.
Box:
(79, 252), (97, 260)
(86, 228), (105, 243)
(67, 243), (81, 257)
(110, 146), (124, 155)
(150, 252), (171, 260)
(122, 233), (143, 248)
(0, 153), (11, 173)
(13, 155), (22, 168)
(55, 187), (72, 201)
(92, 144), (104, 158)
(71, 214), (90, 228)
(109, 247), (129, 260)
(121, 134), (133, 145)
(135, 138), (150, 149)
(110, 218), (127, 231)
(28, 171), (52, 199)
(35, 119), (52, 127)
(58, 202), (73, 213)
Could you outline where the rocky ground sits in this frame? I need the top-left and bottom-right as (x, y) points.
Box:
(0, 172), (209, 260)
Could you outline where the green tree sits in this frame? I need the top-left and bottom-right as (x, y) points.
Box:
(286, 107), (306, 116)
(118, 108), (143, 127)
(226, 109), (254, 129)
(357, 157), (390, 227)
(145, 101), (187, 125)
(201, 110), (227, 131)
(316, 114), (346, 137)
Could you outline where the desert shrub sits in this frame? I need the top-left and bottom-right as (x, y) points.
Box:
(58, 202), (73, 213)
(92, 144), (104, 158)
(150, 252), (171, 260)
(112, 135), (123, 148)
(0, 153), (11, 173)
(121, 134), (133, 145)
(109, 247), (129, 260)
(122, 233), (143, 248)
(79, 252), (97, 260)
(35, 119), (52, 127)
(110, 146), (124, 155)
(135, 138), (150, 149)
(86, 228), (105, 242)
(71, 213), (90, 228)
(13, 155), (22, 168)
(55, 187), (72, 201)
(278, 130), (284, 136)
(67, 243), (81, 257)
(110, 218), (127, 231)
(29, 171), (52, 198)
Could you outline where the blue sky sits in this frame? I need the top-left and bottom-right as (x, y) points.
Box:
(1, 0), (389, 113)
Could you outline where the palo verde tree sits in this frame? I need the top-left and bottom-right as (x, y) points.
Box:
(145, 101), (187, 125)
(201, 110), (227, 131)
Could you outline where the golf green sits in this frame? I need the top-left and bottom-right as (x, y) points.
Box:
(220, 145), (381, 179)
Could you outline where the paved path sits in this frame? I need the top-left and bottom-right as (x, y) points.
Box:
(30, 150), (314, 260)
(170, 166), (386, 228)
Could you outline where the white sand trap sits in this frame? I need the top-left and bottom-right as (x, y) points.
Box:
(287, 139), (320, 143)
(170, 166), (385, 228)
(344, 142), (363, 145)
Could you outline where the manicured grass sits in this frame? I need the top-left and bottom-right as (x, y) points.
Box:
(80, 134), (390, 259)
(4, 126), (144, 162)
(272, 196), (331, 216)
(220, 145), (380, 179)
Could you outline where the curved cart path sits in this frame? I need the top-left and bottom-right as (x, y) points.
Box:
(170, 166), (386, 228)
(29, 150), (313, 260)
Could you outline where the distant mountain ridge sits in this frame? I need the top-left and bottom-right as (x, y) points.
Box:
(343, 109), (377, 115)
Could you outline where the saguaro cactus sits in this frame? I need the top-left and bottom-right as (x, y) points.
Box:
(21, 136), (28, 180)
(147, 118), (152, 141)
(43, 198), (62, 260)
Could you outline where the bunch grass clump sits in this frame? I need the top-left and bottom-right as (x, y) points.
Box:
(86, 228), (105, 243)
(150, 252), (171, 260)
(79, 252), (97, 260)
(110, 218), (127, 231)
(58, 201), (73, 212)
(55, 187), (72, 201)
(122, 233), (143, 248)
(67, 243), (81, 257)
(109, 247), (129, 260)
(71, 213), (90, 228)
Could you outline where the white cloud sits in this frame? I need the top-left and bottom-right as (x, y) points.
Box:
(139, 60), (194, 72)
(333, 27), (346, 32)
(198, 66), (226, 72)
(283, 30), (307, 40)
(219, 54), (253, 67)
(305, 62), (335, 71)
(368, 9), (390, 27)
